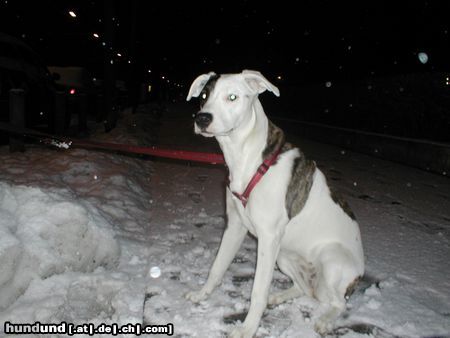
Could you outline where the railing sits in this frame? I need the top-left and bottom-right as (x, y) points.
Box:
(274, 117), (450, 176)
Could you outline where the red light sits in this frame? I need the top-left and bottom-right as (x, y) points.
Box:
(69, 89), (76, 95)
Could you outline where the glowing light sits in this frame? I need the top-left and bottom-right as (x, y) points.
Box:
(148, 85), (152, 93)
(149, 266), (161, 278)
(93, 33), (99, 38)
(68, 10), (77, 18)
(69, 88), (76, 95)
(277, 75), (282, 80)
(117, 53), (122, 57)
(325, 81), (332, 88)
(148, 69), (151, 73)
(418, 52), (428, 64)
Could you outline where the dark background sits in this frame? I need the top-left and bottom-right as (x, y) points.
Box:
(1, 0), (449, 141)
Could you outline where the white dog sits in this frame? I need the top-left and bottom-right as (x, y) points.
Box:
(185, 70), (364, 337)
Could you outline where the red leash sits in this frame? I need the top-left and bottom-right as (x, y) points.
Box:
(0, 122), (225, 165)
(71, 139), (225, 164)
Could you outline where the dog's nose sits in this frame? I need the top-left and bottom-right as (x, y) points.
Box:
(195, 112), (213, 129)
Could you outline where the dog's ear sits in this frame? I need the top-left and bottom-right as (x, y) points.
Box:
(186, 72), (216, 101)
(241, 70), (280, 97)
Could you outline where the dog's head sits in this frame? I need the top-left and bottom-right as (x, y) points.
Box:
(186, 70), (280, 137)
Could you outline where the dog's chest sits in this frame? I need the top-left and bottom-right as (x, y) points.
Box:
(239, 213), (258, 236)
(228, 191), (258, 236)
(228, 156), (297, 236)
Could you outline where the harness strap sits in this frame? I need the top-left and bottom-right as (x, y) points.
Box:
(231, 147), (282, 207)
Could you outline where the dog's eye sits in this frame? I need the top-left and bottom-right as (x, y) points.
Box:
(228, 94), (238, 101)
(201, 92), (207, 100)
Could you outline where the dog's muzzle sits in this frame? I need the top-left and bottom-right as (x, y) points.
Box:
(194, 112), (213, 130)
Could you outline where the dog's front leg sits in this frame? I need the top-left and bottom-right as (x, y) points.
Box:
(229, 231), (281, 338)
(186, 200), (247, 303)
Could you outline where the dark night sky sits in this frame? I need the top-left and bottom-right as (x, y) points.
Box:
(1, 0), (449, 85)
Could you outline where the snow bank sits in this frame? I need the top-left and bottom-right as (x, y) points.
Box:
(0, 182), (120, 310)
(1, 270), (146, 329)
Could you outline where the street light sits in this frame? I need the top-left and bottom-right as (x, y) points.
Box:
(68, 10), (77, 18)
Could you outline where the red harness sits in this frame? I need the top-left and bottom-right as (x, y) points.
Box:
(230, 147), (282, 207)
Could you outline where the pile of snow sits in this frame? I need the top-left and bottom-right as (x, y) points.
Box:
(0, 182), (120, 310)
(0, 108), (158, 331)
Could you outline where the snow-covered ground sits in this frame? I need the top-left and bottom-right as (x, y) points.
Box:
(0, 104), (449, 338)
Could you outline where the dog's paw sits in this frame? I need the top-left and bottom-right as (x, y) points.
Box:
(228, 325), (255, 338)
(268, 286), (303, 306)
(314, 305), (341, 335)
(268, 291), (292, 306)
(185, 289), (209, 303)
(268, 293), (282, 306)
(314, 316), (335, 336)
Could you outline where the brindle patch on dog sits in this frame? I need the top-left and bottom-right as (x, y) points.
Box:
(285, 153), (316, 220)
(262, 121), (286, 159)
(264, 120), (351, 222)
(262, 120), (316, 219)
(345, 275), (362, 299)
(330, 189), (356, 220)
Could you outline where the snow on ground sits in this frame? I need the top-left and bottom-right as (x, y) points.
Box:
(0, 103), (449, 338)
